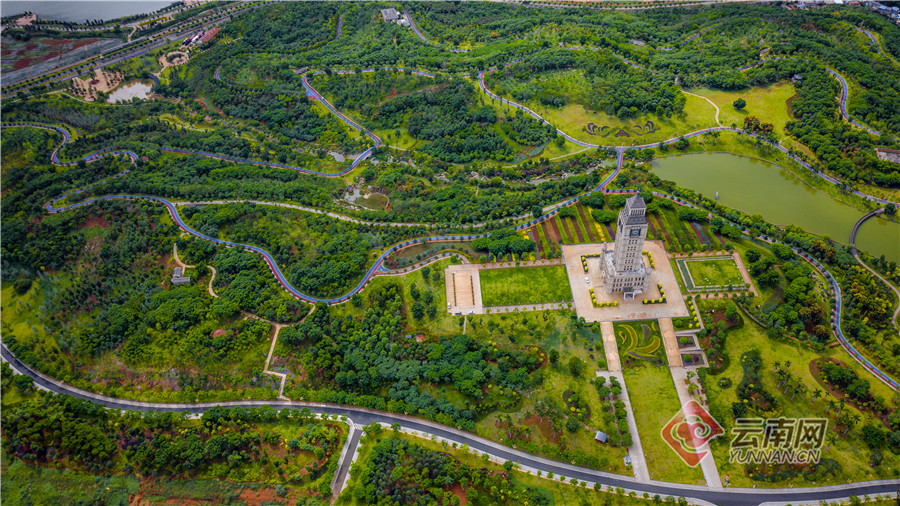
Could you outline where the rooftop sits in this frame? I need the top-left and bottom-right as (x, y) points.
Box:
(381, 8), (399, 21)
(626, 194), (645, 209)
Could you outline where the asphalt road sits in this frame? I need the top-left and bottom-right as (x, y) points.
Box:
(3, 344), (898, 505)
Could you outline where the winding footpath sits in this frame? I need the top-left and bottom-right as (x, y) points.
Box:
(849, 209), (900, 329)
(3, 15), (900, 503)
(2, 21), (899, 420)
(7, 117), (898, 395)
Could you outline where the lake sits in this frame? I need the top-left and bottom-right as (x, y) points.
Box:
(106, 81), (152, 103)
(651, 152), (899, 261)
(2, 1), (172, 23)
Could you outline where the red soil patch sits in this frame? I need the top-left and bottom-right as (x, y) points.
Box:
(558, 215), (573, 242)
(688, 221), (709, 246)
(540, 220), (556, 244)
(576, 204), (596, 241)
(528, 226), (544, 256)
(211, 329), (228, 337)
(448, 484), (468, 506)
(714, 231), (729, 248)
(546, 217), (563, 243)
(14, 57), (33, 70)
(236, 488), (283, 505)
(604, 223), (616, 240)
(80, 214), (111, 229)
(653, 214), (671, 244)
(523, 414), (561, 443)
(569, 215), (585, 242)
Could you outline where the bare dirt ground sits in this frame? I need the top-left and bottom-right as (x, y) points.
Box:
(71, 68), (123, 101)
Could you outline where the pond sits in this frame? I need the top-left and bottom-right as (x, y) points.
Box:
(106, 81), (152, 104)
(651, 152), (899, 261)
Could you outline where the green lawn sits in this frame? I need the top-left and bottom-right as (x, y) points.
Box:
(339, 432), (650, 505)
(623, 365), (706, 485)
(699, 300), (900, 488)
(1, 451), (139, 505)
(683, 258), (744, 287)
(481, 69), (718, 146)
(690, 81), (796, 140)
(479, 265), (573, 306)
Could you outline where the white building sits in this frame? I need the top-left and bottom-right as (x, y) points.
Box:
(600, 195), (651, 298)
(380, 8), (409, 26)
(172, 267), (190, 286)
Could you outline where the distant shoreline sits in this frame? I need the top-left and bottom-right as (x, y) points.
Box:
(1, 1), (172, 24)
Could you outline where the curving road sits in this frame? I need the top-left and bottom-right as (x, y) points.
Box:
(10, 117), (899, 394)
(5, 12), (900, 500)
(2, 342), (899, 505)
(5, 29), (900, 384)
(849, 208), (900, 329)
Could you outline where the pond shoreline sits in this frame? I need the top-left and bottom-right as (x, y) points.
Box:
(651, 152), (899, 260)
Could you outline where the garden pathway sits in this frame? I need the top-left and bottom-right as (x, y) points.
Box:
(669, 367), (723, 488)
(660, 318), (684, 367)
(172, 242), (194, 270)
(607, 369), (649, 483)
(681, 90), (722, 127)
(206, 266), (218, 298)
(331, 421), (362, 500)
(600, 321), (621, 372)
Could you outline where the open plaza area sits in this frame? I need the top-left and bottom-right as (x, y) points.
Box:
(563, 241), (689, 323)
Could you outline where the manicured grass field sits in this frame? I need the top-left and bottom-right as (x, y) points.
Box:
(482, 69), (718, 146)
(623, 364), (706, 485)
(683, 257), (744, 287)
(479, 265), (573, 306)
(691, 81), (796, 140)
(699, 301), (900, 487)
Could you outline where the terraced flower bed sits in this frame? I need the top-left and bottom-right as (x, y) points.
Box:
(614, 320), (665, 366)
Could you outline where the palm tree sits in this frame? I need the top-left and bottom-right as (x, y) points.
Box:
(841, 413), (858, 436)
(790, 382), (806, 401)
(835, 398), (846, 419)
(781, 373), (793, 393)
(773, 360), (781, 373)
(823, 432), (838, 451)
(825, 399), (836, 414)
(812, 388), (823, 403)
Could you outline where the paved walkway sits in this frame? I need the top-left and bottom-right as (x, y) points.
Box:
(331, 422), (361, 499)
(206, 266), (218, 298)
(484, 302), (569, 313)
(660, 318), (684, 367)
(681, 89), (721, 126)
(445, 264), (484, 314)
(669, 367), (723, 488)
(172, 242), (194, 270)
(607, 369), (649, 483)
(600, 321), (621, 372)
(262, 323), (288, 399)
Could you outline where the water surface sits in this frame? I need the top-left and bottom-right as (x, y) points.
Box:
(2, 1), (171, 23)
(651, 152), (899, 261)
